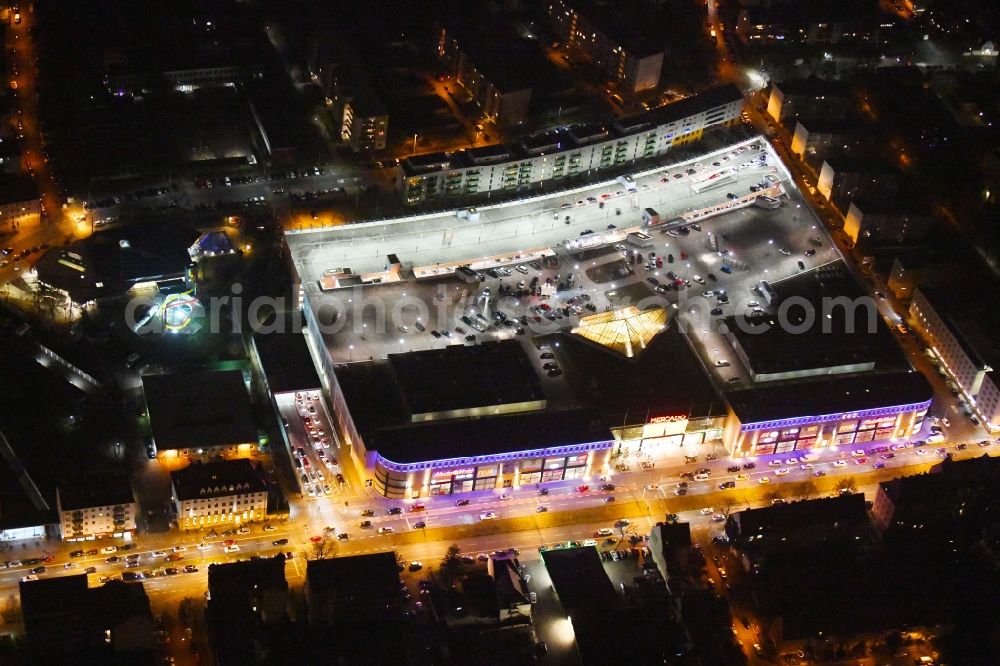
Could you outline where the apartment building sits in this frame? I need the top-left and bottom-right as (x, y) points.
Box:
(309, 31), (390, 153)
(766, 78), (852, 126)
(909, 286), (1000, 431)
(171, 460), (269, 530)
(816, 153), (903, 215)
(397, 84), (743, 206)
(842, 196), (933, 248)
(437, 25), (536, 127)
(736, 1), (898, 47)
(790, 118), (866, 163)
(56, 474), (137, 542)
(341, 95), (389, 153)
(546, 0), (664, 93)
(0, 175), (40, 228)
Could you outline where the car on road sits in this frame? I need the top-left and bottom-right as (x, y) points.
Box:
(69, 550), (84, 558)
(387, 507), (402, 515)
(224, 545), (240, 554)
(833, 460), (847, 467)
(100, 546), (118, 555)
(172, 545), (188, 553)
(480, 512), (497, 520)
(456, 499), (471, 506)
(183, 565), (198, 574)
(378, 527), (394, 535)
(272, 539), (288, 546)
(196, 543), (211, 550)
(360, 520), (373, 529)
(165, 568), (179, 576)
(361, 509), (376, 517)
(84, 566), (97, 574)
(719, 481), (736, 489)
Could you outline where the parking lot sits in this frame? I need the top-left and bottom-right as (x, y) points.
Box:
(275, 390), (350, 501)
(292, 135), (839, 398)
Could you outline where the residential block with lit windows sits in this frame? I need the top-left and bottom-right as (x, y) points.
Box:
(56, 475), (138, 542)
(545, 0), (664, 94)
(909, 286), (1000, 431)
(397, 84), (743, 205)
(171, 460), (268, 530)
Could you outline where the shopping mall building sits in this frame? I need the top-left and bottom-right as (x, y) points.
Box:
(723, 371), (933, 457)
(326, 341), (613, 498)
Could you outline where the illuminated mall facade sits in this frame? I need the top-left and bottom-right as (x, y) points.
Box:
(722, 372), (933, 457)
(372, 440), (614, 499)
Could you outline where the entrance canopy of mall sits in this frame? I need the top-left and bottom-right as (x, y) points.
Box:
(570, 306), (668, 358)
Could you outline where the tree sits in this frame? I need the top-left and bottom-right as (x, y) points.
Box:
(310, 536), (338, 560)
(763, 490), (785, 505)
(441, 543), (463, 583)
(719, 497), (740, 519)
(790, 480), (818, 500)
(836, 477), (857, 494)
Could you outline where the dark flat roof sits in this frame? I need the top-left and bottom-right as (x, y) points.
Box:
(559, 322), (726, 425)
(745, 0), (881, 25)
(387, 340), (545, 417)
(571, 0), (668, 56)
(733, 494), (868, 537)
(369, 407), (610, 464)
(727, 371), (934, 425)
(917, 286), (1000, 372)
(541, 546), (618, 662)
(399, 152), (452, 176)
(541, 546), (617, 612)
(171, 459), (267, 501)
(58, 474), (134, 510)
(143, 370), (256, 451)
(623, 85), (743, 134)
(251, 319), (322, 395)
(724, 264), (908, 376)
(207, 555), (288, 612)
(35, 222), (196, 302)
(0, 174), (39, 204)
(306, 552), (400, 618)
